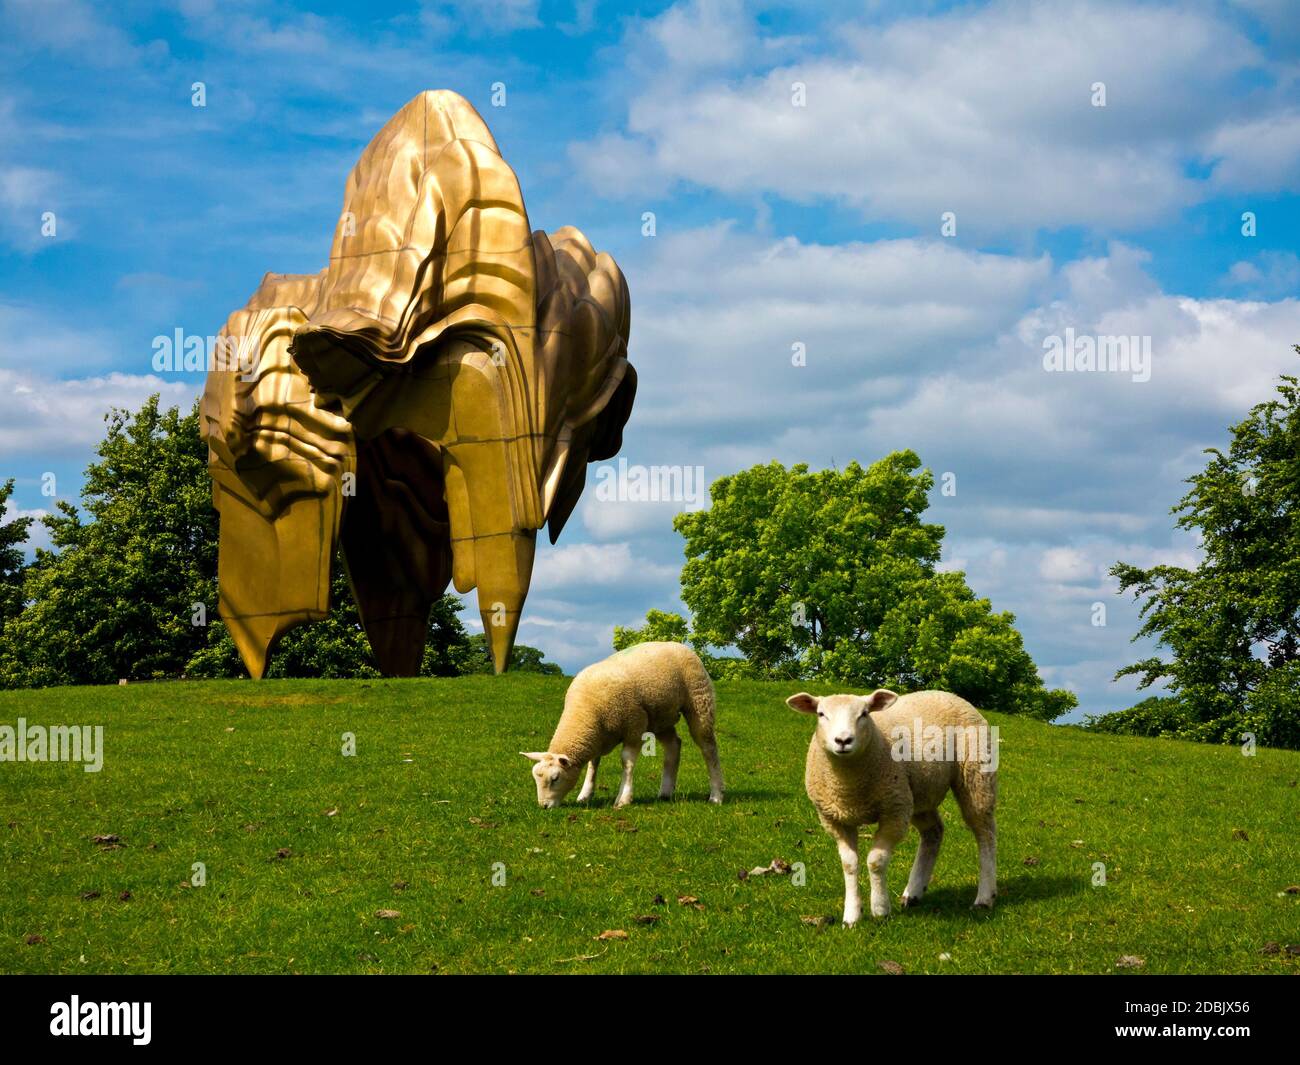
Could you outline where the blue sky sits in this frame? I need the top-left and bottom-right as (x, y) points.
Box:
(2, 0), (1298, 719)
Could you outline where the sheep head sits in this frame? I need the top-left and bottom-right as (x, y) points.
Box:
(787, 690), (900, 757)
(521, 751), (582, 808)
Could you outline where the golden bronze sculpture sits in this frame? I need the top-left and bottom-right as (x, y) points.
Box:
(201, 91), (635, 678)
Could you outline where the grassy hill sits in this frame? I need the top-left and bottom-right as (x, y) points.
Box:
(1, 675), (1296, 974)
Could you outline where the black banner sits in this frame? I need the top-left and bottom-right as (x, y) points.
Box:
(0, 974), (1289, 1051)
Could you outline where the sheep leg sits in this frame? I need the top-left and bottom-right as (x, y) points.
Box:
(657, 731), (681, 800)
(972, 817), (997, 908)
(576, 757), (600, 803)
(955, 772), (998, 908)
(613, 743), (639, 808)
(902, 810), (944, 907)
(698, 738), (724, 804)
(827, 822), (861, 927)
(866, 818), (908, 918)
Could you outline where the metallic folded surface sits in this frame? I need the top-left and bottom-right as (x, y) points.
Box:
(200, 90), (635, 677)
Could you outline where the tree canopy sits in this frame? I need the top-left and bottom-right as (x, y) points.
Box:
(1101, 350), (1300, 749)
(0, 479), (34, 641)
(655, 452), (1074, 719)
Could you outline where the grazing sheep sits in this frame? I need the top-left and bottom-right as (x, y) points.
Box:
(787, 689), (997, 925)
(522, 642), (724, 808)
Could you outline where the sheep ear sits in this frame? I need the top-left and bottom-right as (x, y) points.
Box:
(520, 751), (547, 762)
(863, 689), (900, 713)
(555, 754), (572, 769)
(786, 692), (819, 714)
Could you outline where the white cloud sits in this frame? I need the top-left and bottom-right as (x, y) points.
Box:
(530, 541), (678, 591)
(1206, 111), (1300, 192)
(1039, 546), (1099, 584)
(581, 496), (692, 541)
(1223, 252), (1300, 300)
(622, 225), (1051, 450)
(0, 368), (193, 458)
(0, 498), (50, 554)
(644, 0), (751, 71)
(573, 0), (1296, 231)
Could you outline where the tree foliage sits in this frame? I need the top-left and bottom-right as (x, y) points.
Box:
(671, 454), (1075, 719)
(0, 479), (33, 640)
(1102, 352), (1300, 749)
(612, 609), (690, 651)
(1, 398), (217, 687)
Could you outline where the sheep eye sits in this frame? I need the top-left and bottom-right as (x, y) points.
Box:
(816, 711), (825, 718)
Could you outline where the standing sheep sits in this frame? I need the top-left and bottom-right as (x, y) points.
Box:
(523, 642), (724, 808)
(787, 689), (997, 925)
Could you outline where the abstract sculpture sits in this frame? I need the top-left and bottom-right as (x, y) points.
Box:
(200, 91), (635, 678)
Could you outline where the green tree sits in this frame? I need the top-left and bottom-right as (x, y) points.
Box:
(0, 479), (33, 640)
(612, 608), (690, 650)
(1, 398), (217, 687)
(673, 453), (1075, 719)
(457, 633), (563, 675)
(1103, 352), (1300, 749)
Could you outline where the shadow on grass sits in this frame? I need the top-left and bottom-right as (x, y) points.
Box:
(908, 872), (1084, 914)
(572, 787), (792, 807)
(686, 787), (791, 803)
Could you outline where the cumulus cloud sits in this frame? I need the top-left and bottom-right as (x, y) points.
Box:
(621, 224), (1051, 448)
(529, 541), (679, 592)
(0, 368), (193, 459)
(0, 497), (50, 554)
(572, 0), (1297, 231)
(1223, 252), (1300, 301)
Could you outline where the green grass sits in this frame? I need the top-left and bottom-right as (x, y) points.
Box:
(0, 676), (1296, 974)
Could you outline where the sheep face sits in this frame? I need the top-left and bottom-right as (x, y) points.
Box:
(521, 751), (581, 807)
(786, 690), (899, 758)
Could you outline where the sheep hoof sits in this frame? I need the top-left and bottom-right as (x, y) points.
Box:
(972, 900), (995, 911)
(900, 893), (921, 908)
(708, 794), (724, 805)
